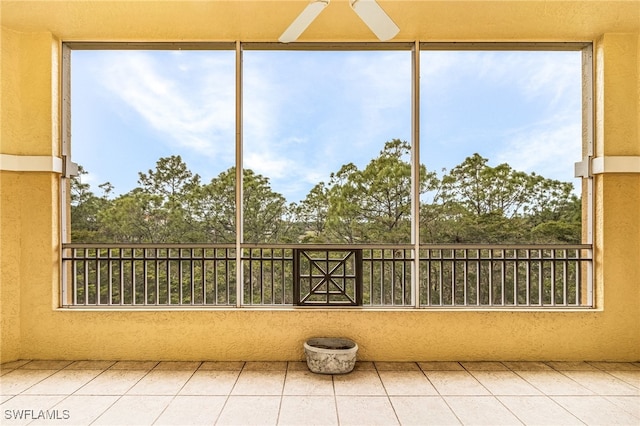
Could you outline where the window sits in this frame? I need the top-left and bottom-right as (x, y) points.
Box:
(243, 47), (412, 244)
(67, 45), (236, 243)
(420, 46), (584, 245)
(62, 42), (592, 308)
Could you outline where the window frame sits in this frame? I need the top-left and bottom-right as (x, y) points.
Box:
(60, 41), (594, 309)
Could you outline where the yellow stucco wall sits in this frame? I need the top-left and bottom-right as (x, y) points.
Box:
(1, 1), (639, 363)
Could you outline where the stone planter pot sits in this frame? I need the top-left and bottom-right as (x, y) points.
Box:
(304, 337), (358, 374)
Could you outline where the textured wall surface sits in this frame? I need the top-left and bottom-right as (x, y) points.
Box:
(1, 1), (639, 363)
(1, 1), (639, 41)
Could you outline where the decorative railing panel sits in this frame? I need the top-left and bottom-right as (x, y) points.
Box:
(62, 244), (592, 308)
(294, 249), (363, 306)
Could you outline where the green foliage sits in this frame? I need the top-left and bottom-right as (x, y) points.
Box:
(298, 139), (438, 243)
(196, 168), (236, 243)
(70, 166), (112, 242)
(96, 156), (203, 243)
(70, 142), (582, 244)
(425, 153), (581, 243)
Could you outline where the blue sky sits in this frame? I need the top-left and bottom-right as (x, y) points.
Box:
(71, 48), (582, 203)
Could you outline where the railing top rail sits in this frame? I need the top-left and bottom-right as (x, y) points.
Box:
(418, 244), (592, 250)
(240, 243), (415, 250)
(62, 243), (237, 249)
(62, 242), (592, 250)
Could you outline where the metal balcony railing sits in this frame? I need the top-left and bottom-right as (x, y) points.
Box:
(418, 245), (592, 307)
(61, 243), (592, 308)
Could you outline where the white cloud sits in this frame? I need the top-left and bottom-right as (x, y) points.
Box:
(496, 114), (581, 183)
(423, 50), (581, 109)
(342, 51), (412, 143)
(492, 53), (582, 183)
(517, 54), (581, 107)
(244, 152), (293, 180)
(98, 51), (236, 161)
(240, 50), (412, 201)
(242, 58), (285, 154)
(422, 49), (582, 184)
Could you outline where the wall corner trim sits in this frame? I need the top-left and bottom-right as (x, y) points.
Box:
(0, 154), (63, 173)
(591, 156), (640, 175)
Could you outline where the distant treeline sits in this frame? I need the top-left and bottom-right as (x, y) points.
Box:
(71, 139), (581, 244)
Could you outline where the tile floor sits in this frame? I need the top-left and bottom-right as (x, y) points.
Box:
(1, 360), (638, 425)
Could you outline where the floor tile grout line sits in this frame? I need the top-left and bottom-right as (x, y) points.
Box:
(461, 367), (494, 396)
(274, 362), (290, 425)
(555, 368), (603, 395)
(420, 366), (443, 397)
(575, 367), (640, 391)
(424, 364), (523, 425)
(86, 391), (125, 426)
(544, 395), (597, 425)
(149, 364), (201, 425)
(488, 391), (530, 426)
(460, 361), (509, 372)
(0, 360), (32, 371)
(43, 366), (113, 426)
(64, 361), (117, 371)
(84, 366), (159, 426)
(11, 366), (64, 397)
(375, 363), (403, 426)
(602, 395), (640, 420)
(609, 373), (640, 390)
(510, 369), (597, 397)
(390, 364), (473, 425)
(439, 394), (465, 425)
(20, 394), (67, 426)
(121, 366), (162, 396)
(486, 395), (526, 426)
(71, 366), (115, 396)
(102, 361), (160, 371)
(212, 364), (245, 425)
(331, 371), (340, 426)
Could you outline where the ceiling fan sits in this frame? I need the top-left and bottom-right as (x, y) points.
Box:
(279, 0), (400, 43)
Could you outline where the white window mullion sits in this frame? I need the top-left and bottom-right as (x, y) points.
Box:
(411, 40), (421, 308)
(235, 40), (244, 308)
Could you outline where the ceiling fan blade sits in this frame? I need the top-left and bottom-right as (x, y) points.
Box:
(350, 0), (399, 41)
(279, 0), (330, 43)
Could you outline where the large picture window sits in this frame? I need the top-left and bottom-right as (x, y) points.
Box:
(419, 47), (583, 245)
(243, 48), (412, 244)
(68, 46), (236, 243)
(62, 42), (592, 309)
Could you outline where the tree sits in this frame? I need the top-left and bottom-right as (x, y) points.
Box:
(529, 195), (581, 243)
(70, 166), (113, 242)
(425, 153), (580, 243)
(195, 168), (236, 243)
(298, 139), (437, 243)
(198, 167), (291, 243)
(136, 155), (202, 242)
(242, 169), (289, 243)
(71, 147), (581, 245)
(97, 189), (165, 242)
(97, 156), (202, 242)
(138, 155), (201, 202)
(293, 182), (330, 243)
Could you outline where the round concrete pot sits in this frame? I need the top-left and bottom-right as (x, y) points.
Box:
(304, 337), (358, 374)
